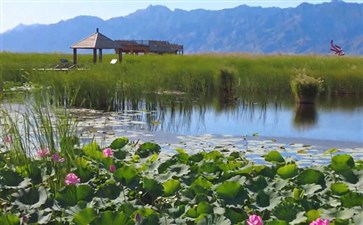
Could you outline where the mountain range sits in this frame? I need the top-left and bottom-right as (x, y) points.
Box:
(2, 0), (363, 55)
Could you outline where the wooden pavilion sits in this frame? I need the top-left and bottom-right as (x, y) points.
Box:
(71, 28), (122, 64)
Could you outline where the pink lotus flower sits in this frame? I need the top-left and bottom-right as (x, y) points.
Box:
(109, 165), (116, 172)
(52, 153), (65, 163)
(310, 218), (330, 225)
(102, 148), (113, 157)
(247, 215), (263, 225)
(3, 135), (12, 143)
(37, 148), (50, 158)
(64, 173), (80, 185)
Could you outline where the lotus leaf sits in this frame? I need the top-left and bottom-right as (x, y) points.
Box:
(114, 165), (140, 186)
(96, 182), (121, 200)
(215, 181), (248, 205)
(109, 137), (129, 149)
(264, 150), (285, 164)
(277, 163), (298, 179)
(55, 185), (93, 206)
(142, 177), (163, 199)
(0, 169), (23, 187)
(305, 209), (321, 222)
(90, 211), (132, 225)
(340, 191), (363, 207)
(73, 208), (97, 225)
(297, 169), (325, 185)
(136, 142), (161, 158)
(14, 186), (47, 209)
(134, 208), (159, 225)
(204, 150), (223, 160)
(330, 182), (349, 195)
(0, 213), (20, 225)
(266, 220), (289, 225)
(82, 142), (102, 159)
(162, 179), (181, 197)
(224, 207), (245, 224)
(256, 190), (270, 207)
(196, 214), (231, 225)
(273, 201), (304, 222)
(331, 154), (355, 173)
(247, 176), (268, 192)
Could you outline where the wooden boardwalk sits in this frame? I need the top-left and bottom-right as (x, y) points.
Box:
(32, 59), (86, 71)
(115, 40), (183, 55)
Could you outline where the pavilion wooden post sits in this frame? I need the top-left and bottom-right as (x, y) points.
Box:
(118, 48), (122, 63)
(93, 49), (97, 63)
(73, 48), (77, 65)
(99, 49), (103, 62)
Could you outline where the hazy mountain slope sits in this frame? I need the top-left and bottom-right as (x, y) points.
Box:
(1, 1), (362, 54)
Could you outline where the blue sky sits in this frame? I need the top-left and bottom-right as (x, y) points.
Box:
(1, 0), (362, 33)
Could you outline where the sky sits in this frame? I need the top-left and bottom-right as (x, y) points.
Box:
(1, 0), (362, 33)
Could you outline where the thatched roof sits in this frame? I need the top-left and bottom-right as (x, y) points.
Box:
(71, 29), (119, 49)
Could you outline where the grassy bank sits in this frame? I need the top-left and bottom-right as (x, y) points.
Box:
(1, 52), (363, 109)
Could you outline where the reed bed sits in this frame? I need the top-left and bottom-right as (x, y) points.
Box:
(1, 52), (363, 109)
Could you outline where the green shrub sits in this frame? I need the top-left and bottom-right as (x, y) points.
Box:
(290, 70), (324, 103)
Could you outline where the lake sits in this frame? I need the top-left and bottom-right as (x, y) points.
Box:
(2, 93), (362, 165)
(104, 95), (363, 144)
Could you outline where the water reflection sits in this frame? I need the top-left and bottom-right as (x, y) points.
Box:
(4, 91), (363, 145)
(293, 104), (318, 130)
(109, 94), (363, 144)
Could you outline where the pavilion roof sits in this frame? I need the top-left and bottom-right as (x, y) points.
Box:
(71, 29), (119, 49)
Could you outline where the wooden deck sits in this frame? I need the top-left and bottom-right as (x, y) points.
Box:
(115, 40), (183, 55)
(32, 59), (86, 71)
(32, 67), (86, 72)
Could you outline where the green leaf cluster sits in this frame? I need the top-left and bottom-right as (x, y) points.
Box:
(0, 138), (361, 225)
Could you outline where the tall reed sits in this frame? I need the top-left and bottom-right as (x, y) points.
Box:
(1, 91), (79, 167)
(2, 53), (363, 110)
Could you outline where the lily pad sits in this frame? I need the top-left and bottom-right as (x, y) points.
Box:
(264, 150), (285, 164)
(109, 137), (129, 149)
(277, 164), (298, 179)
(55, 185), (93, 207)
(331, 154), (355, 173)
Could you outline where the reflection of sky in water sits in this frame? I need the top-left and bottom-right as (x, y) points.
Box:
(157, 104), (363, 144)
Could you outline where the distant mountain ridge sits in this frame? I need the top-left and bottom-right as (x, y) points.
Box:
(2, 1), (363, 54)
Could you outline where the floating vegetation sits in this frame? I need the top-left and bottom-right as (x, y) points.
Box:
(0, 137), (362, 224)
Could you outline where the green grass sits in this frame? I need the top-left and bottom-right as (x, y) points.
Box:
(1, 52), (363, 109)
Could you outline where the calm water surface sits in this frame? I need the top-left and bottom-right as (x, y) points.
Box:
(120, 96), (363, 145)
(3, 93), (363, 145)
(156, 104), (363, 143)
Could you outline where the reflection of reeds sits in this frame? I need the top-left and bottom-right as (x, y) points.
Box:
(293, 104), (318, 130)
(2, 53), (363, 110)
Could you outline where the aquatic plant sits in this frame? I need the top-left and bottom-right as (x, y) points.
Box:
(37, 147), (50, 158)
(290, 69), (324, 104)
(310, 218), (329, 225)
(247, 215), (263, 225)
(0, 135), (362, 224)
(102, 148), (113, 157)
(0, 92), (79, 169)
(64, 173), (81, 185)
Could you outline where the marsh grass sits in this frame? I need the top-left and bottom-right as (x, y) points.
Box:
(1, 92), (79, 170)
(2, 52), (363, 109)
